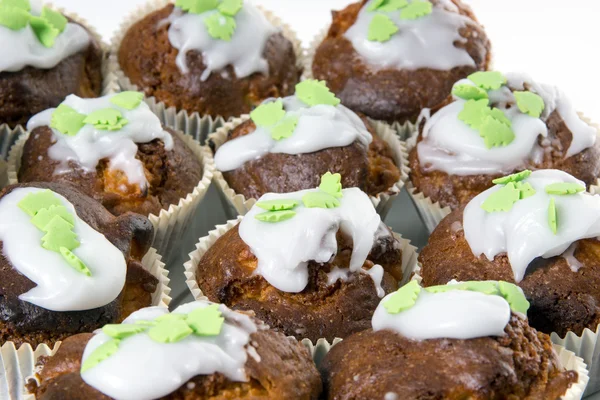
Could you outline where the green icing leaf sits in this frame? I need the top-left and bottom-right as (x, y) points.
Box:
(458, 99), (490, 130)
(18, 190), (62, 217)
(51, 104), (87, 136)
(0, 5), (30, 30)
(367, 14), (398, 42)
(256, 199), (298, 211)
(80, 339), (120, 373)
(148, 319), (193, 343)
(425, 283), (466, 293)
(250, 100), (285, 127)
(255, 210), (296, 223)
(0, 0), (30, 11)
(384, 280), (421, 314)
(545, 182), (585, 195)
(60, 247), (91, 276)
(271, 115), (299, 140)
(515, 182), (536, 199)
(29, 15), (59, 48)
(41, 215), (79, 253)
(31, 205), (74, 230)
(295, 80), (341, 107)
(110, 91), (144, 110)
(463, 281), (499, 294)
(176, 0), (218, 14)
(204, 12), (236, 41)
(186, 304), (224, 336)
(102, 324), (147, 339)
(498, 281), (530, 315)
(302, 191), (340, 209)
(468, 71), (507, 90)
(218, 0), (243, 16)
(369, 0), (408, 11)
(368, 0), (386, 10)
(452, 84), (488, 101)
(480, 115), (515, 149)
(83, 108), (127, 130)
(548, 197), (557, 234)
(41, 7), (66, 33)
(399, 0), (432, 20)
(492, 170), (532, 185)
(481, 182), (521, 213)
(514, 91), (545, 118)
(319, 172), (343, 198)
(488, 107), (511, 128)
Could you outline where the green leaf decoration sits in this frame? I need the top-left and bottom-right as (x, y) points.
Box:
(148, 319), (193, 343)
(0, 5), (30, 30)
(18, 190), (62, 217)
(256, 199), (298, 211)
(481, 182), (521, 213)
(319, 172), (343, 198)
(302, 192), (341, 209)
(384, 280), (421, 314)
(271, 115), (299, 140)
(250, 100), (285, 127)
(134, 320), (157, 327)
(468, 71), (507, 90)
(31, 205), (74, 230)
(41, 7), (66, 33)
(452, 84), (488, 101)
(204, 12), (236, 41)
(218, 0), (243, 16)
(480, 115), (515, 149)
(498, 281), (530, 315)
(29, 15), (59, 48)
(492, 170), (532, 185)
(0, 0), (30, 11)
(368, 0), (408, 11)
(110, 91), (144, 110)
(186, 304), (225, 336)
(50, 104), (87, 136)
(102, 324), (147, 339)
(514, 91), (545, 118)
(295, 80), (341, 107)
(80, 339), (121, 373)
(425, 283), (466, 293)
(41, 215), (79, 253)
(255, 210), (297, 223)
(399, 0), (432, 20)
(154, 313), (187, 322)
(544, 182), (585, 195)
(548, 198), (557, 234)
(488, 107), (511, 127)
(458, 99), (490, 130)
(176, 0), (218, 14)
(60, 247), (92, 276)
(367, 14), (398, 42)
(83, 108), (128, 131)
(463, 281), (499, 294)
(515, 182), (536, 199)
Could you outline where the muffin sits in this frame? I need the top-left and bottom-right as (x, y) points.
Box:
(27, 300), (322, 399)
(0, 0), (103, 128)
(410, 71), (600, 211)
(15, 91), (203, 218)
(116, 0), (301, 120)
(0, 182), (161, 348)
(311, 0), (491, 124)
(320, 280), (579, 399)
(193, 172), (409, 342)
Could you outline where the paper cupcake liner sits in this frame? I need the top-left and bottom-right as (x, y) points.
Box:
(0, 160), (6, 190)
(7, 128), (215, 264)
(208, 115), (410, 220)
(109, 0), (305, 144)
(406, 182), (452, 234)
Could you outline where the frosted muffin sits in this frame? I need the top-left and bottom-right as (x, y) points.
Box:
(27, 301), (322, 399)
(311, 0), (491, 123)
(0, 0), (102, 128)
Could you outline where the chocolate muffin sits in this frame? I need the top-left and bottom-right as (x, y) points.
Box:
(213, 80), (402, 201)
(0, 2), (103, 128)
(117, 1), (301, 119)
(410, 72), (600, 210)
(17, 92), (202, 217)
(27, 301), (322, 399)
(195, 173), (406, 342)
(0, 182), (159, 348)
(311, 0), (491, 123)
(419, 169), (600, 337)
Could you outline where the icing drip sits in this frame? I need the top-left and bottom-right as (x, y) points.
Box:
(418, 73), (597, 175)
(0, 188), (126, 311)
(362, 264), (385, 298)
(81, 301), (257, 400)
(239, 187), (381, 293)
(214, 96), (372, 172)
(372, 287), (511, 340)
(27, 94), (173, 190)
(326, 266), (350, 286)
(562, 243), (583, 273)
(344, 0), (476, 71)
(464, 170), (600, 282)
(166, 3), (276, 79)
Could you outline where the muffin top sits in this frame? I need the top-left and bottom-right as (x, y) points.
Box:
(0, 0), (91, 73)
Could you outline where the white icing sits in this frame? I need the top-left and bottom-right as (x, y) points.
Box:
(27, 94), (173, 190)
(362, 264), (385, 298)
(239, 187), (381, 293)
(326, 266), (350, 286)
(372, 288), (511, 340)
(344, 0), (476, 71)
(384, 393), (398, 400)
(464, 169), (600, 282)
(418, 73), (597, 175)
(562, 243), (582, 273)
(214, 96), (372, 172)
(0, 188), (126, 311)
(82, 301), (257, 400)
(166, 3), (276, 79)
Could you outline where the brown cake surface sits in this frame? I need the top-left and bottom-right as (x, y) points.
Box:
(29, 327), (322, 399)
(320, 315), (577, 400)
(18, 126), (202, 217)
(0, 182), (158, 348)
(118, 5), (301, 119)
(311, 0), (491, 123)
(409, 110), (600, 210)
(196, 223), (404, 342)
(0, 18), (103, 128)
(218, 118), (401, 199)
(419, 207), (600, 337)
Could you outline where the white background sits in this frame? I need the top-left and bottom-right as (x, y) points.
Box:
(53, 0), (600, 120)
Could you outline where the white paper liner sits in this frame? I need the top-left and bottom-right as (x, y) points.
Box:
(208, 115), (410, 220)
(109, 0), (305, 144)
(0, 160), (6, 190)
(7, 128), (215, 263)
